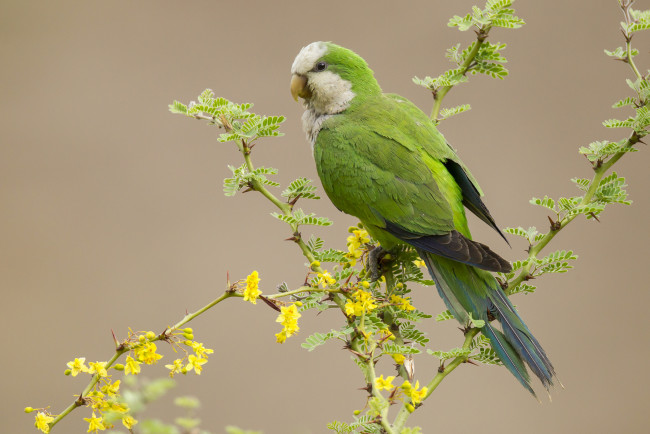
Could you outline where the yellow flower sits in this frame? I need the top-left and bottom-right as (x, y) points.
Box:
(378, 329), (395, 341)
(243, 270), (262, 304)
(375, 375), (396, 391)
(135, 342), (163, 365)
(66, 357), (89, 377)
(101, 380), (120, 397)
(185, 354), (207, 375)
(84, 412), (106, 432)
(34, 412), (54, 433)
(401, 380), (428, 405)
(275, 304), (301, 343)
(86, 390), (106, 411)
(189, 341), (214, 358)
(88, 362), (108, 378)
(275, 330), (288, 343)
(124, 356), (141, 376)
(413, 258), (426, 267)
(390, 294), (416, 311)
(122, 415), (138, 429)
(165, 358), (184, 377)
(392, 354), (406, 365)
(344, 289), (377, 316)
(317, 270), (336, 289)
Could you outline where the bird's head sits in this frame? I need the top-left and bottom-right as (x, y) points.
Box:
(290, 42), (381, 115)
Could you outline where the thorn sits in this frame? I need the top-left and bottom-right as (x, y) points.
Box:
(438, 363), (445, 373)
(588, 212), (601, 222)
(285, 236), (299, 242)
(242, 187), (254, 193)
(289, 194), (302, 206)
(465, 359), (479, 366)
(359, 383), (372, 394)
(547, 216), (561, 231)
(111, 329), (119, 348)
(524, 274), (536, 281)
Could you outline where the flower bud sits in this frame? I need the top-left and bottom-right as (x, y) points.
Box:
(360, 281), (370, 289)
(353, 410), (361, 416)
(64, 369), (72, 376)
(114, 364), (125, 371)
(406, 403), (415, 413)
(183, 328), (193, 334)
(24, 407), (34, 413)
(183, 333), (194, 340)
(295, 301), (303, 307)
(145, 331), (156, 340)
(138, 335), (145, 343)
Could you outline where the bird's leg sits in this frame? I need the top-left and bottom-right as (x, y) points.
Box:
(367, 245), (387, 282)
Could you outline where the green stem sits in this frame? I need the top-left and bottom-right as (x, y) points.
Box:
(265, 286), (339, 299)
(392, 328), (480, 432)
(506, 133), (639, 294)
(364, 346), (395, 434)
(47, 291), (236, 431)
(430, 27), (490, 121)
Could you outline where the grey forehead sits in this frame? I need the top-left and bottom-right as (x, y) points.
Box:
(291, 42), (328, 75)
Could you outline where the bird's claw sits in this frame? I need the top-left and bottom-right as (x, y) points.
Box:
(367, 245), (386, 282)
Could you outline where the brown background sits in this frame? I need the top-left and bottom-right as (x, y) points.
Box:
(2, 0), (649, 433)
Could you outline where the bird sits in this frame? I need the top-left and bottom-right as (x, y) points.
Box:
(290, 41), (556, 396)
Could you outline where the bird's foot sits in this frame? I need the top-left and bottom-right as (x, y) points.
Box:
(367, 245), (386, 282)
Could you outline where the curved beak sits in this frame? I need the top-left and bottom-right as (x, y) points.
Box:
(290, 74), (312, 101)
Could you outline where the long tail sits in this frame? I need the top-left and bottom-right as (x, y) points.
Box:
(419, 249), (556, 396)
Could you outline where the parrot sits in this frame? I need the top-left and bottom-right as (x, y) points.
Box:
(290, 41), (556, 396)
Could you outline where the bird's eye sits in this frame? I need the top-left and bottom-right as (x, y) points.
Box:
(314, 61), (328, 72)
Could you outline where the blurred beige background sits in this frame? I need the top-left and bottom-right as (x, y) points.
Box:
(2, 0), (648, 432)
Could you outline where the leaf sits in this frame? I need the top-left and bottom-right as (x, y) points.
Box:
(168, 100), (188, 114)
(508, 282), (536, 296)
(571, 177), (591, 192)
(307, 235), (324, 252)
(439, 104), (471, 121)
(529, 196), (556, 211)
(427, 347), (471, 361)
(301, 327), (353, 352)
(435, 310), (455, 322)
(282, 177), (320, 200)
(472, 347), (502, 365)
(382, 343), (421, 355)
(504, 226), (540, 244)
(271, 209), (333, 227)
(613, 96), (637, 108)
(400, 323), (430, 346)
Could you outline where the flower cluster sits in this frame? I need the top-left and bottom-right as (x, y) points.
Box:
(243, 270), (262, 304)
(165, 336), (214, 377)
(30, 327), (215, 433)
(401, 380), (428, 405)
(344, 288), (377, 317)
(275, 303), (302, 343)
(345, 227), (371, 265)
(389, 294), (416, 311)
(316, 270), (337, 289)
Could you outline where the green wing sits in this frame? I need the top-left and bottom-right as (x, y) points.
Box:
(314, 93), (510, 272)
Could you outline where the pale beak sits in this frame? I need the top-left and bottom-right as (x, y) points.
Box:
(290, 74), (312, 101)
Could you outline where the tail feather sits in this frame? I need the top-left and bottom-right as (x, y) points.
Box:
(419, 249), (556, 395)
(481, 325), (534, 396)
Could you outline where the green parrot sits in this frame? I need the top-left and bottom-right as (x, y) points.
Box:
(290, 41), (556, 395)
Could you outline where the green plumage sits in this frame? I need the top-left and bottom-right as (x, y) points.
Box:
(293, 41), (556, 395)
